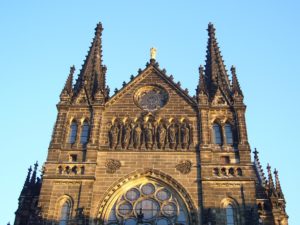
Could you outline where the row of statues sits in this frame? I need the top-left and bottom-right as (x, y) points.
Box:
(108, 118), (193, 150)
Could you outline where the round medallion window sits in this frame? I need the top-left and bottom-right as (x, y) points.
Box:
(162, 202), (177, 217)
(118, 201), (133, 216)
(141, 183), (155, 195)
(156, 188), (171, 201)
(134, 86), (169, 111)
(126, 188), (140, 201)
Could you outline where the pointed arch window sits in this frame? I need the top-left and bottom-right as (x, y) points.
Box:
(59, 202), (70, 225)
(69, 121), (77, 144)
(213, 123), (222, 145)
(224, 123), (233, 145)
(80, 121), (90, 144)
(226, 204), (235, 225)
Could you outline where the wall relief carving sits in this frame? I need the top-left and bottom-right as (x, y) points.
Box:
(105, 159), (121, 174)
(107, 115), (193, 151)
(175, 160), (192, 174)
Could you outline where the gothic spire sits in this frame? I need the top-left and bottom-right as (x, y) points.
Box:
(253, 148), (266, 186)
(204, 23), (231, 99)
(274, 169), (285, 199)
(231, 66), (244, 97)
(266, 164), (276, 197)
(74, 22), (108, 101)
(21, 166), (32, 195)
(59, 66), (75, 103)
(64, 66), (75, 94)
(30, 161), (38, 185)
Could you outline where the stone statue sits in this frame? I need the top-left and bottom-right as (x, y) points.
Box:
(150, 47), (157, 60)
(144, 122), (154, 149)
(109, 123), (119, 149)
(157, 123), (166, 149)
(133, 123), (142, 149)
(122, 122), (132, 149)
(181, 123), (190, 149)
(168, 123), (177, 149)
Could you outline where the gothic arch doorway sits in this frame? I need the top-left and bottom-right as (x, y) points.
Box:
(97, 169), (197, 225)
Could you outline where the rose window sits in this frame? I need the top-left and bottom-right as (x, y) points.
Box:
(106, 182), (189, 225)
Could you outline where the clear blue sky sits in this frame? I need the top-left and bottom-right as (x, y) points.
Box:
(0, 1), (299, 224)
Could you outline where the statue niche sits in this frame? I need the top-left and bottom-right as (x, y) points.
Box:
(168, 121), (179, 149)
(109, 121), (120, 149)
(157, 122), (167, 149)
(133, 122), (142, 149)
(121, 120), (132, 149)
(143, 121), (155, 149)
(180, 122), (191, 149)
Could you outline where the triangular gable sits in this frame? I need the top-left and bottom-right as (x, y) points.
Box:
(106, 61), (197, 108)
(211, 88), (231, 106)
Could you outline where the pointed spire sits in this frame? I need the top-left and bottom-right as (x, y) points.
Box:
(21, 166), (32, 195)
(64, 65), (75, 94)
(198, 65), (208, 96)
(74, 22), (108, 101)
(253, 148), (266, 186)
(30, 161), (38, 185)
(274, 169), (285, 199)
(231, 66), (244, 97)
(266, 164), (276, 197)
(60, 66), (75, 103)
(204, 23), (231, 98)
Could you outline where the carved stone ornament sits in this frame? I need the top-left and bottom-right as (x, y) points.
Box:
(134, 85), (169, 111)
(105, 159), (121, 173)
(175, 160), (192, 174)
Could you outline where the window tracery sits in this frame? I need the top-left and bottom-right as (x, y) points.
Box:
(106, 182), (189, 225)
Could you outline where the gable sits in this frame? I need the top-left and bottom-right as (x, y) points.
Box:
(106, 65), (196, 111)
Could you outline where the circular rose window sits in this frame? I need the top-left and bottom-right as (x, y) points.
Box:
(134, 86), (169, 111)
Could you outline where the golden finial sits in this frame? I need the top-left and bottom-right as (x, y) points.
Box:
(150, 47), (157, 60)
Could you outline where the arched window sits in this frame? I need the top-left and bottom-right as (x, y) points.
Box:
(213, 123), (222, 145)
(69, 121), (77, 144)
(226, 204), (235, 225)
(80, 121), (90, 144)
(224, 123), (233, 145)
(59, 202), (70, 225)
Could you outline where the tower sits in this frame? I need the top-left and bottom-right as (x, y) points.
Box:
(14, 22), (288, 225)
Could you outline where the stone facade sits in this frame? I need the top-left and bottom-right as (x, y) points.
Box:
(14, 23), (288, 225)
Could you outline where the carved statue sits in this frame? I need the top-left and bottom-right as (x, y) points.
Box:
(168, 123), (178, 149)
(144, 122), (154, 149)
(133, 123), (142, 149)
(181, 123), (190, 149)
(122, 122), (132, 149)
(157, 123), (167, 149)
(109, 123), (119, 149)
(150, 47), (157, 60)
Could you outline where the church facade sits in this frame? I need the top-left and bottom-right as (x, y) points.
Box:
(14, 23), (288, 225)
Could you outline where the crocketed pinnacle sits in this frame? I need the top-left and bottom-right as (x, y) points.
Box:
(204, 23), (231, 98)
(231, 66), (243, 97)
(253, 148), (266, 186)
(21, 166), (32, 195)
(266, 164), (276, 197)
(74, 22), (108, 100)
(274, 169), (285, 199)
(198, 65), (208, 96)
(30, 161), (38, 185)
(62, 65), (75, 95)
